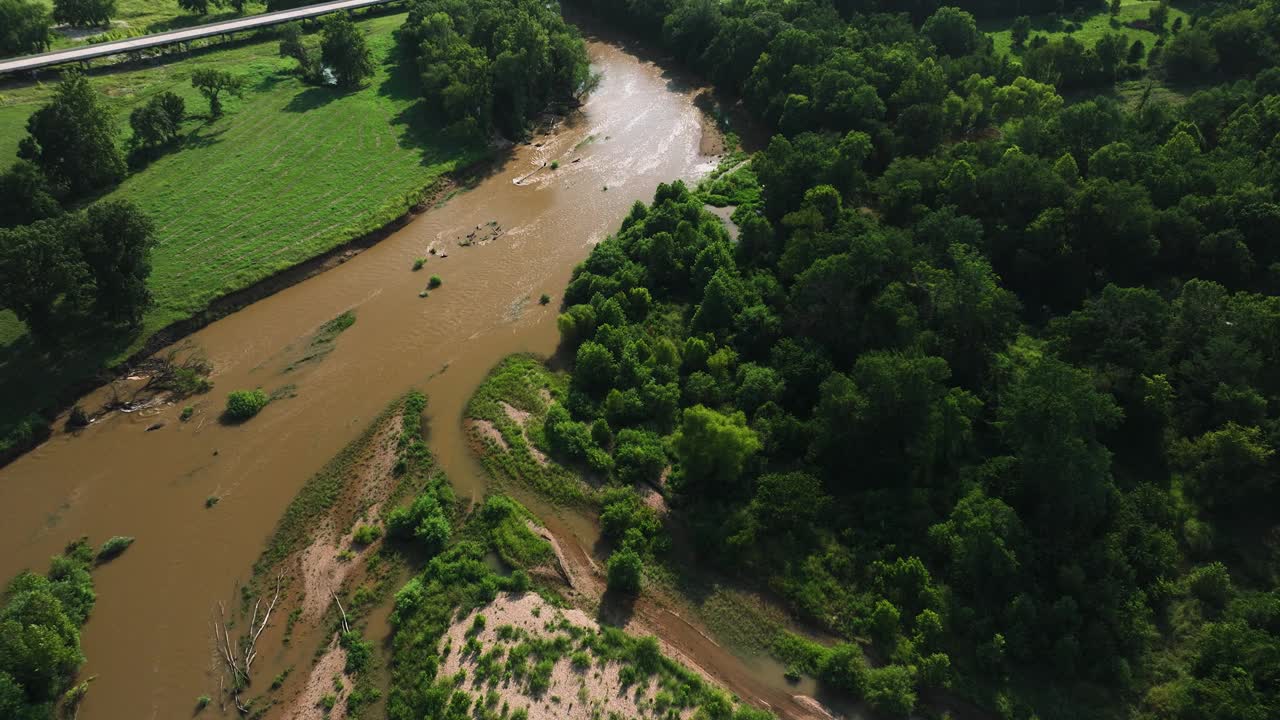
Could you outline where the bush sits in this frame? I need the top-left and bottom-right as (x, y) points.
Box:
(341, 630), (373, 674)
(428, 275), (442, 289)
(224, 389), (269, 421)
(180, 406), (194, 422)
(607, 547), (642, 594)
(96, 535), (134, 562)
(413, 257), (426, 271)
(68, 405), (89, 428)
(863, 665), (917, 716)
(352, 524), (382, 545)
(196, 695), (211, 711)
(540, 293), (552, 305)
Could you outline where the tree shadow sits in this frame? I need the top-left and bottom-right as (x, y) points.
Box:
(595, 586), (638, 627)
(283, 85), (343, 113)
(0, 315), (143, 466)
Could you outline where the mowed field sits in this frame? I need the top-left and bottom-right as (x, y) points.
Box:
(0, 10), (483, 456)
(0, 10), (483, 347)
(981, 0), (1193, 64)
(35, 0), (267, 51)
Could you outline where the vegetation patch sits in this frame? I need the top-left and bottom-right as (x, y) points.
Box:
(465, 355), (587, 505)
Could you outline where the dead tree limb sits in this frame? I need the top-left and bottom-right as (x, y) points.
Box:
(331, 589), (350, 635)
(244, 574), (282, 674)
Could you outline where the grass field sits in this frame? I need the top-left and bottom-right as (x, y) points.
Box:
(0, 10), (484, 457)
(35, 0), (268, 51)
(981, 0), (1193, 64)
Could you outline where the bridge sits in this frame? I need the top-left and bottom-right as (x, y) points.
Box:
(0, 0), (399, 76)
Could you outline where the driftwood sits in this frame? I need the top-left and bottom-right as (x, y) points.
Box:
(212, 574), (286, 713)
(331, 589), (350, 635)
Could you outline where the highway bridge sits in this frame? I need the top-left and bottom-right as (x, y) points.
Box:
(0, 0), (399, 76)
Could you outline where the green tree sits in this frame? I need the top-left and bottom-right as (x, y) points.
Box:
(672, 405), (760, 496)
(997, 355), (1122, 544)
(863, 665), (917, 716)
(279, 21), (320, 81)
(0, 218), (80, 342)
(606, 548), (642, 593)
(129, 91), (185, 151)
(52, 0), (113, 27)
(1149, 1), (1170, 33)
(190, 69), (246, 117)
(1011, 16), (1031, 48)
(0, 160), (60, 228)
(921, 7), (980, 58)
(321, 13), (373, 89)
(1174, 422), (1275, 514)
(1109, 0), (1121, 15)
(77, 200), (156, 324)
(0, 0), (52, 57)
(19, 71), (125, 198)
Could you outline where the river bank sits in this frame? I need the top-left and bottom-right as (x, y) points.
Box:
(0, 32), (723, 719)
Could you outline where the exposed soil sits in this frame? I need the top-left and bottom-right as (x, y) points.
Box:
(470, 419), (511, 451)
(287, 635), (350, 720)
(441, 593), (692, 720)
(298, 414), (403, 621)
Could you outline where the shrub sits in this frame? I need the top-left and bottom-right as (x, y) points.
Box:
(97, 535), (134, 562)
(205, 495), (220, 508)
(540, 293), (552, 305)
(428, 275), (443, 289)
(863, 664), (917, 716)
(68, 405), (89, 428)
(607, 547), (642, 594)
(550, 160), (560, 170)
(341, 630), (373, 674)
(413, 257), (426, 271)
(196, 695), (211, 710)
(180, 406), (194, 421)
(225, 389), (269, 421)
(352, 524), (382, 546)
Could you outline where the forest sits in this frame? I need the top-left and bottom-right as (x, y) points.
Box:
(535, 0), (1280, 718)
(400, 0), (593, 139)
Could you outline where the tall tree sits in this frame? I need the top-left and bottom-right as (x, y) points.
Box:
(190, 68), (245, 117)
(0, 0), (52, 57)
(321, 13), (374, 88)
(77, 200), (156, 324)
(19, 71), (125, 198)
(51, 0), (114, 27)
(0, 218), (81, 342)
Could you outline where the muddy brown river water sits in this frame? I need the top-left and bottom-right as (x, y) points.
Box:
(0, 33), (832, 720)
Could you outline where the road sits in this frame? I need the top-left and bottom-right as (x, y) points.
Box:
(0, 0), (398, 75)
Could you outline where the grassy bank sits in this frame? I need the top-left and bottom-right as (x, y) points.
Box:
(0, 11), (485, 459)
(465, 355), (591, 506)
(33, 0), (268, 51)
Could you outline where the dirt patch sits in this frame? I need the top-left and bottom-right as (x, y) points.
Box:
(297, 414), (403, 621)
(635, 483), (667, 514)
(440, 593), (687, 720)
(501, 401), (532, 427)
(286, 634), (349, 720)
(699, 119), (726, 157)
(470, 418), (510, 451)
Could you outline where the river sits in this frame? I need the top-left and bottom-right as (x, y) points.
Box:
(0, 28), (836, 720)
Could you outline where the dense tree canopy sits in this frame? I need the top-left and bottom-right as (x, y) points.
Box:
(401, 0), (591, 138)
(18, 72), (125, 199)
(546, 2), (1280, 718)
(0, 0), (52, 58)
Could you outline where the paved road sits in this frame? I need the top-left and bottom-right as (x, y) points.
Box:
(0, 0), (398, 75)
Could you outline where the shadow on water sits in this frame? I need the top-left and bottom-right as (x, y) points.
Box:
(0, 319), (141, 465)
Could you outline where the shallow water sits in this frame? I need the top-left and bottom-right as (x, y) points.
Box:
(0, 32), (824, 720)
